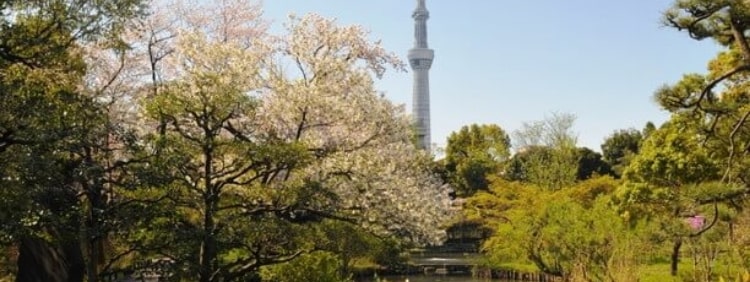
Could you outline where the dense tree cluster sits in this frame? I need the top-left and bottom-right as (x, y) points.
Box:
(448, 0), (750, 281)
(0, 1), (453, 281)
(442, 113), (617, 195)
(6, 0), (750, 281)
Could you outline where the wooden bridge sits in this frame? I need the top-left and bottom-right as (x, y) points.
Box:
(409, 252), (481, 275)
(408, 248), (560, 281)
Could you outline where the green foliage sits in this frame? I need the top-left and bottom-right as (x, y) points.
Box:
(0, 0), (144, 67)
(527, 198), (631, 280)
(475, 179), (641, 280)
(601, 128), (643, 177)
(618, 131), (741, 279)
(616, 121), (744, 277)
(0, 1), (147, 280)
(507, 113), (579, 190)
(632, 2), (750, 276)
(0, 245), (16, 281)
(464, 1), (750, 280)
(368, 238), (409, 271)
(624, 119), (720, 187)
(503, 145), (578, 190)
(563, 175), (620, 208)
(513, 112), (578, 149)
(642, 122), (657, 139)
(444, 124), (510, 196)
(575, 147), (613, 180)
(463, 177), (536, 224)
(654, 73), (710, 112)
(259, 251), (351, 282)
(717, 270), (750, 282)
(663, 0), (750, 47)
(660, 0), (750, 187)
(9, 0), (750, 280)
(463, 178), (539, 271)
(0, 2), (451, 281)
(313, 221), (408, 274)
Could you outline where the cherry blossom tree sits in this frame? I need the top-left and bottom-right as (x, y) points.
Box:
(76, 1), (453, 280)
(261, 13), (452, 244)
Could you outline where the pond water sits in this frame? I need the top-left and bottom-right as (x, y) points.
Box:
(357, 275), (499, 282)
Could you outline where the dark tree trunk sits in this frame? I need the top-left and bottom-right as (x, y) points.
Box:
(670, 238), (682, 276)
(16, 235), (84, 282)
(199, 142), (218, 282)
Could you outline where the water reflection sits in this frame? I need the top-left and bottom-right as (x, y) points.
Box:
(357, 275), (500, 282)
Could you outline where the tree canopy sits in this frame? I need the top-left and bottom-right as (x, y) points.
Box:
(601, 128), (643, 177)
(8, 0), (750, 281)
(443, 124), (510, 196)
(0, 1), (454, 281)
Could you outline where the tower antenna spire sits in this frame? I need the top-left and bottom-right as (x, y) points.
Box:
(417, 0), (426, 10)
(408, 0), (434, 150)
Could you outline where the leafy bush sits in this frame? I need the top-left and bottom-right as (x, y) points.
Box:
(259, 251), (351, 282)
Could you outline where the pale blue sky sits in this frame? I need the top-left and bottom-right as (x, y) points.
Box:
(263, 0), (720, 152)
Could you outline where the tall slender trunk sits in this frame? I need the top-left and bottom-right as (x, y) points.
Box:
(200, 198), (218, 282)
(84, 191), (105, 282)
(82, 209), (98, 282)
(86, 243), (99, 282)
(199, 144), (218, 282)
(670, 238), (682, 276)
(82, 147), (106, 282)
